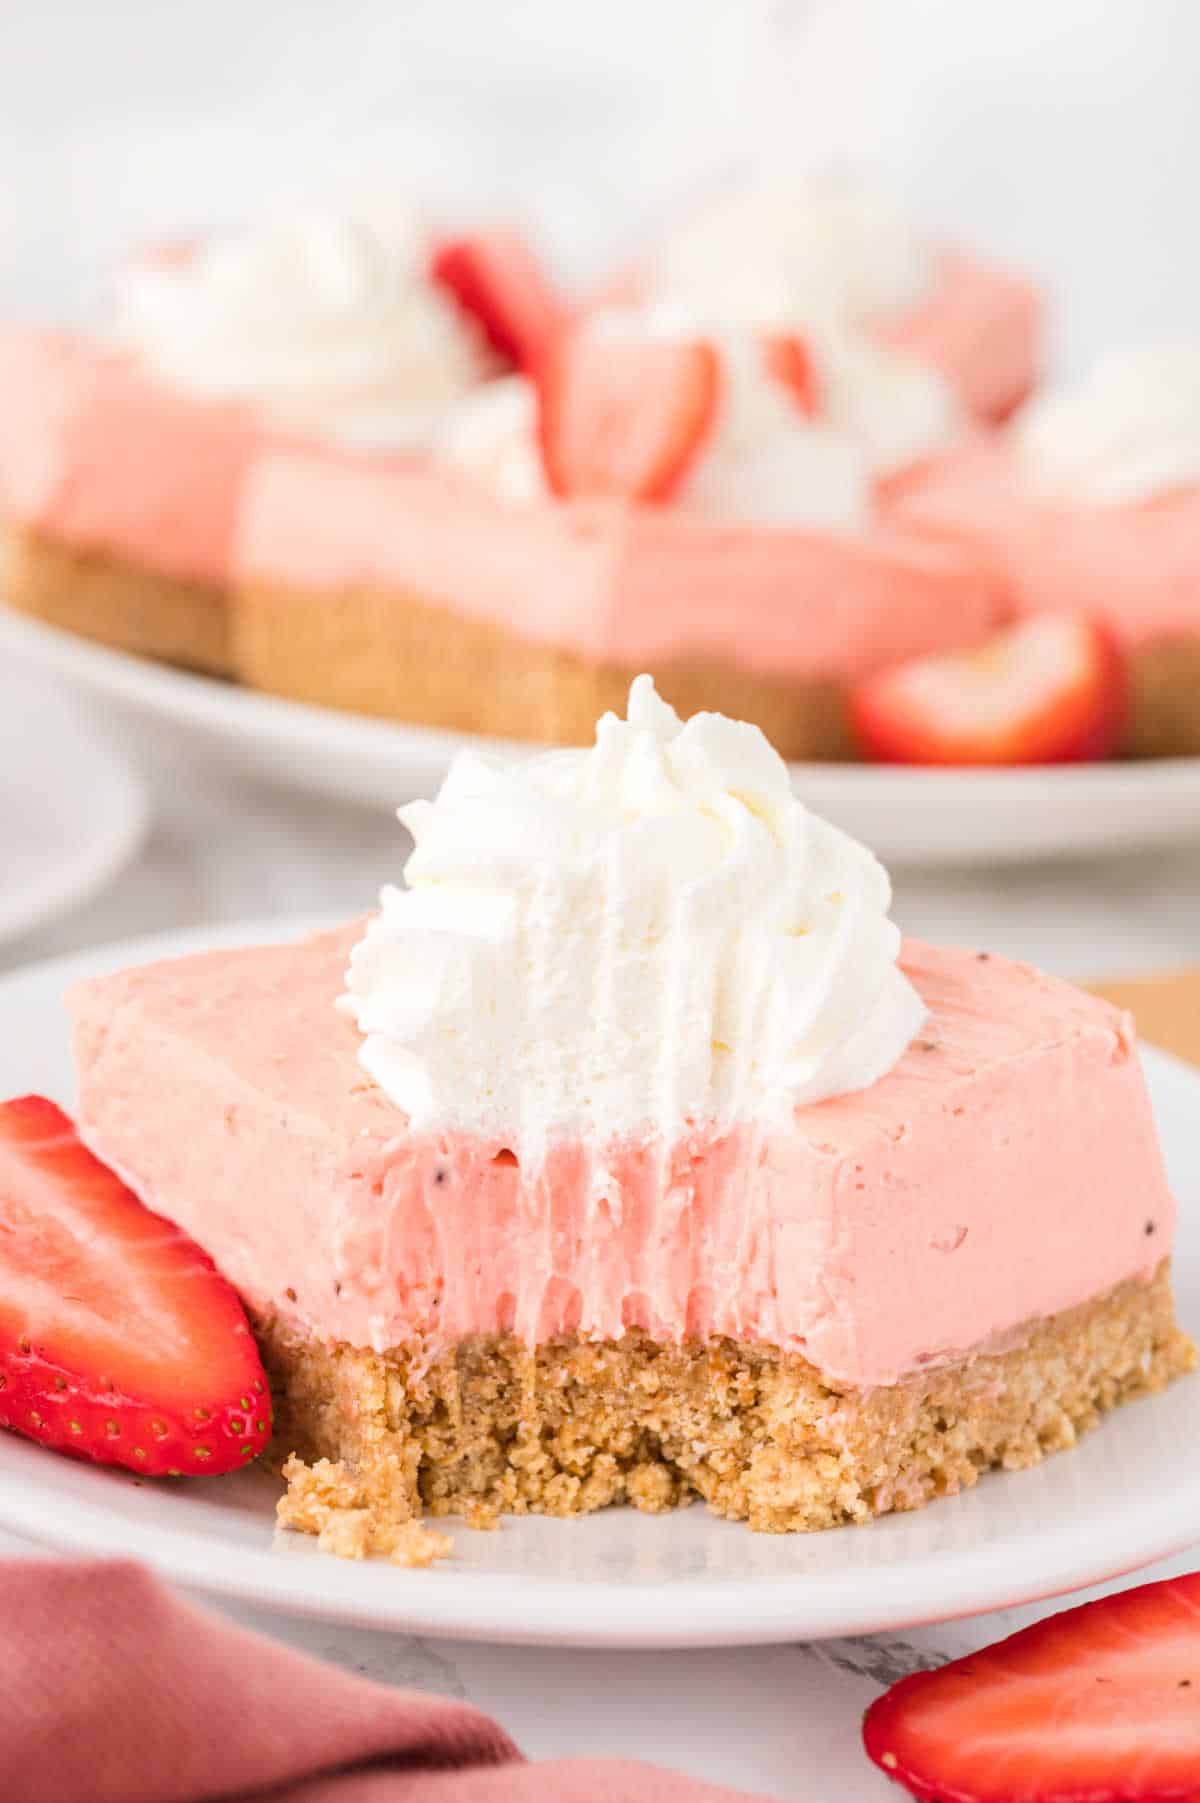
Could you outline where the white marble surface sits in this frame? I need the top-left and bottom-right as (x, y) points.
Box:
(0, 735), (1198, 1798)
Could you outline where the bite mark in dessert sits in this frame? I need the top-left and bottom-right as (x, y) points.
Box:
(66, 680), (1194, 1554)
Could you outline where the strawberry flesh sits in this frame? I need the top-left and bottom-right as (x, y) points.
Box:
(850, 614), (1127, 766)
(0, 1096), (270, 1477)
(537, 328), (720, 504)
(430, 228), (568, 371)
(865, 1571), (1200, 1801)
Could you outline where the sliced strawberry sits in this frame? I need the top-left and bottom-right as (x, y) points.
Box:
(864, 1571), (1200, 1801)
(537, 328), (720, 503)
(761, 332), (822, 416)
(849, 615), (1127, 766)
(430, 228), (569, 371)
(0, 1096), (270, 1477)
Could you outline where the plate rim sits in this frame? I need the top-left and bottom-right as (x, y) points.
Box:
(0, 918), (1196, 1646)
(0, 1436), (1197, 1649)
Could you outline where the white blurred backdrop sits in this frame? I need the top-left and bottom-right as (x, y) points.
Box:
(1, 1), (1196, 371)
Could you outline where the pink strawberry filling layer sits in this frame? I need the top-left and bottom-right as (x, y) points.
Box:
(878, 249), (1042, 425)
(887, 440), (1200, 649)
(0, 323), (265, 586)
(236, 449), (1003, 683)
(69, 926), (1170, 1389)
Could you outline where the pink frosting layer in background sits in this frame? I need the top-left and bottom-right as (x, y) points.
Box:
(70, 925), (1171, 1389)
(236, 451), (1003, 683)
(886, 439), (1200, 647)
(878, 250), (1042, 425)
(0, 323), (263, 585)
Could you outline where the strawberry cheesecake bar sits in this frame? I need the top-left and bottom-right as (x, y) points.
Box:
(68, 680), (1193, 1551)
(0, 209), (559, 675)
(887, 343), (1200, 756)
(234, 314), (1002, 757)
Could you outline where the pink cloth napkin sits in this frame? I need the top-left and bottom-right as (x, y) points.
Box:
(3, 1558), (778, 1802)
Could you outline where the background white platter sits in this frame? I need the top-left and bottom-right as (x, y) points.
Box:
(0, 666), (147, 948)
(0, 919), (1196, 1648)
(5, 609), (1200, 868)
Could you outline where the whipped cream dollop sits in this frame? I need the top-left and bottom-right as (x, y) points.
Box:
(115, 204), (485, 446)
(342, 678), (924, 1159)
(434, 375), (550, 505)
(656, 166), (934, 333)
(1015, 341), (1200, 506)
(817, 327), (960, 478)
(668, 321), (870, 528)
(435, 312), (872, 529)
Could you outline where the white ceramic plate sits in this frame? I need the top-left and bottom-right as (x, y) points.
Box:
(0, 667), (147, 948)
(5, 609), (1200, 868)
(0, 919), (1197, 1647)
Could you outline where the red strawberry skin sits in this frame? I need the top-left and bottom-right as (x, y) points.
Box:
(762, 333), (822, 416)
(850, 615), (1127, 766)
(0, 1096), (270, 1478)
(430, 229), (568, 371)
(537, 329), (720, 504)
(864, 1572), (1200, 1801)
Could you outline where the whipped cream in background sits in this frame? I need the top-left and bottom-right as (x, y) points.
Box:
(115, 204), (486, 447)
(1015, 340), (1200, 506)
(817, 326), (960, 479)
(433, 299), (951, 519)
(342, 677), (924, 1164)
(668, 321), (870, 529)
(655, 166), (934, 333)
(434, 375), (550, 505)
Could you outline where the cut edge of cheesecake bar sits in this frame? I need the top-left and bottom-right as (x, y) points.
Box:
(3, 520), (232, 676)
(268, 1261), (1195, 1560)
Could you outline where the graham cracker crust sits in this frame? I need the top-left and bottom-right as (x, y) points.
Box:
(1127, 637), (1200, 758)
(268, 1261), (1193, 1559)
(235, 576), (855, 760)
(3, 521), (231, 676)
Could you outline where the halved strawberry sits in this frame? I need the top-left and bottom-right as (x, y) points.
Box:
(864, 1571), (1200, 1801)
(430, 228), (569, 371)
(537, 328), (720, 503)
(849, 615), (1127, 766)
(0, 1096), (270, 1477)
(762, 333), (822, 416)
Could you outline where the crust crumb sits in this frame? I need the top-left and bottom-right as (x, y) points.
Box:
(277, 1452), (452, 1567)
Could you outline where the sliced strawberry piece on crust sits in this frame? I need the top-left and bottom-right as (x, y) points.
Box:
(864, 1571), (1200, 1802)
(430, 228), (569, 371)
(761, 332), (822, 416)
(537, 328), (720, 503)
(0, 1096), (270, 1477)
(849, 614), (1127, 766)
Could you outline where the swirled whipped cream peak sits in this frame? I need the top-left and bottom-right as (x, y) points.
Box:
(115, 202), (486, 445)
(1016, 340), (1200, 506)
(341, 678), (924, 1160)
